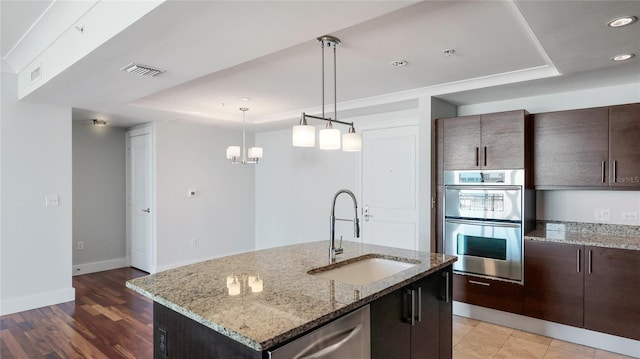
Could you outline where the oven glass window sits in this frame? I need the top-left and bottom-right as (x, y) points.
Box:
(456, 234), (507, 260)
(459, 193), (505, 212)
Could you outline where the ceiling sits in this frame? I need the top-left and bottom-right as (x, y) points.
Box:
(2, 1), (639, 128)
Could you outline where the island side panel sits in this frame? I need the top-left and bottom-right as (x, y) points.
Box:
(153, 302), (264, 359)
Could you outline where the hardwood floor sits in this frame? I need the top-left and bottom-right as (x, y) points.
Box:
(0, 268), (153, 359)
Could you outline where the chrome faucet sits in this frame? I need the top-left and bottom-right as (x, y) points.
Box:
(330, 189), (360, 262)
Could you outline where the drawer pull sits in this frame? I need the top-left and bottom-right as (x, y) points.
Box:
(601, 161), (606, 183)
(588, 250), (593, 274)
(475, 147), (479, 167)
(469, 280), (490, 287)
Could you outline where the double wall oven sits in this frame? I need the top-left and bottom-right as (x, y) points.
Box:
(444, 170), (534, 283)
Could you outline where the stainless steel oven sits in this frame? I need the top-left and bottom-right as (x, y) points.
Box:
(444, 170), (534, 283)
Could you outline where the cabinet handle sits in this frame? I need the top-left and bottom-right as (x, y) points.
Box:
(613, 160), (617, 183)
(601, 161), (606, 183)
(577, 249), (581, 273)
(445, 271), (450, 303)
(483, 146), (487, 166)
(588, 250), (593, 274)
(469, 280), (490, 287)
(404, 289), (416, 326)
(475, 147), (479, 167)
(416, 287), (422, 323)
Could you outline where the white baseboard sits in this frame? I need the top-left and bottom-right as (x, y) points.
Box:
(73, 257), (128, 276)
(453, 302), (640, 358)
(0, 287), (75, 316)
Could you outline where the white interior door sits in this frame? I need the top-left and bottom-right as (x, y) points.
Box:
(361, 126), (418, 250)
(129, 132), (152, 272)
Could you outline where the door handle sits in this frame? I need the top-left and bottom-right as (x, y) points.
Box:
(297, 324), (363, 359)
(363, 205), (373, 221)
(403, 289), (416, 326)
(601, 161), (606, 183)
(577, 249), (581, 273)
(613, 160), (617, 183)
(416, 287), (422, 323)
(483, 146), (487, 167)
(141, 208), (151, 213)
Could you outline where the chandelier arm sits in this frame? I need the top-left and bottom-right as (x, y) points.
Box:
(321, 39), (325, 121)
(302, 114), (353, 128)
(334, 44), (337, 122)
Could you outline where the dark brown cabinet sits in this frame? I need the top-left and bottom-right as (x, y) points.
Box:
(371, 267), (452, 359)
(609, 103), (640, 187)
(584, 246), (640, 340)
(452, 273), (524, 315)
(442, 110), (530, 171)
(524, 240), (584, 327)
(533, 103), (640, 188)
(524, 240), (640, 341)
(533, 107), (609, 187)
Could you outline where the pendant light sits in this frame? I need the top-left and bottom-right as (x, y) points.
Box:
(226, 107), (263, 164)
(292, 35), (362, 152)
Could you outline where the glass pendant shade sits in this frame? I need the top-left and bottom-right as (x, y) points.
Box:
(342, 131), (362, 152)
(248, 147), (263, 159)
(226, 146), (241, 159)
(292, 125), (316, 147)
(319, 127), (341, 150)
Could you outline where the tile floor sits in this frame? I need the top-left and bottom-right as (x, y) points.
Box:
(452, 316), (637, 359)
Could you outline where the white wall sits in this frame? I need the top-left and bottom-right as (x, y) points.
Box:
(457, 83), (640, 226)
(154, 121), (256, 271)
(72, 122), (127, 274)
(254, 127), (358, 249)
(0, 72), (74, 315)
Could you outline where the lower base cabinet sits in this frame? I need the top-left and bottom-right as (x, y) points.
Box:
(453, 274), (524, 315)
(371, 266), (453, 359)
(524, 240), (640, 341)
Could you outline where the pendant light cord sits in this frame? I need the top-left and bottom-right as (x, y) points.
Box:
(333, 44), (337, 122)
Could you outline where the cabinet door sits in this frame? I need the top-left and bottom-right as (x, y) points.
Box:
(609, 103), (640, 187)
(523, 240), (584, 327)
(370, 287), (411, 359)
(411, 273), (441, 359)
(584, 246), (640, 340)
(443, 115), (481, 170)
(533, 107), (609, 187)
(480, 110), (526, 169)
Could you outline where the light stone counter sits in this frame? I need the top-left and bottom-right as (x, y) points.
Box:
(126, 241), (457, 352)
(525, 221), (640, 251)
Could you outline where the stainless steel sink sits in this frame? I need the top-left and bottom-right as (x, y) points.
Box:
(309, 255), (418, 285)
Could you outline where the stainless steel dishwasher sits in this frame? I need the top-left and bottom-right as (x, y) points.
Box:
(268, 305), (370, 359)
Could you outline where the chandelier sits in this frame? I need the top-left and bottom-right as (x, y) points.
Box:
(226, 107), (263, 164)
(292, 35), (362, 152)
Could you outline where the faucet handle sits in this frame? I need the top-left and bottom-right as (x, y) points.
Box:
(335, 236), (344, 255)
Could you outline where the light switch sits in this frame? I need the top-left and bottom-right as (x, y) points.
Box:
(46, 195), (59, 207)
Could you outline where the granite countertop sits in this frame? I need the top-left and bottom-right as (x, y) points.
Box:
(525, 221), (640, 251)
(126, 241), (457, 352)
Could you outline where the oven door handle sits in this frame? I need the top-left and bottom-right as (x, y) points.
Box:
(445, 218), (521, 228)
(444, 185), (521, 191)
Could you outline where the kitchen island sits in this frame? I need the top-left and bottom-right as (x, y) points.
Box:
(126, 241), (456, 358)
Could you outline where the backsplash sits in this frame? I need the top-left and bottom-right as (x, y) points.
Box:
(536, 220), (640, 237)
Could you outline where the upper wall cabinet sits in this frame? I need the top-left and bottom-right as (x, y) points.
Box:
(534, 103), (640, 188)
(443, 110), (530, 171)
(609, 103), (640, 187)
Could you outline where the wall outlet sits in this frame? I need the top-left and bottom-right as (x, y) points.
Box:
(190, 238), (197, 247)
(77, 241), (84, 250)
(594, 208), (611, 222)
(46, 195), (59, 207)
(187, 189), (197, 197)
(622, 212), (638, 220)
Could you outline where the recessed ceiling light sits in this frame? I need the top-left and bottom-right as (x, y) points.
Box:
(239, 97), (250, 102)
(611, 53), (635, 61)
(389, 60), (408, 67)
(607, 16), (638, 28)
(442, 49), (455, 56)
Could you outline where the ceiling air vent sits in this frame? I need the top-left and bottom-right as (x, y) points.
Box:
(120, 63), (165, 77)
